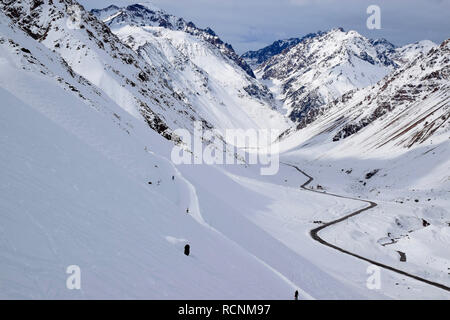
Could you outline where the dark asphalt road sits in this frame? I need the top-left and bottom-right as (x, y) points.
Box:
(285, 163), (450, 293)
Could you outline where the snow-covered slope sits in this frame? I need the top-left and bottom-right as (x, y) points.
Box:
(92, 3), (255, 78)
(273, 39), (449, 294)
(91, 3), (291, 136)
(280, 38), (449, 152)
(369, 38), (396, 55)
(241, 32), (334, 68)
(0, 10), (304, 299)
(368, 38), (437, 67)
(392, 40), (437, 65)
(241, 36), (310, 68)
(256, 28), (396, 124)
(0, 0), (290, 148)
(1, 0), (449, 300)
(1, 0), (213, 140)
(1, 9), (421, 299)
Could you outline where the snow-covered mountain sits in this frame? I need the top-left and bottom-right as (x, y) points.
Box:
(90, 3), (291, 137)
(275, 39), (450, 294)
(368, 38), (398, 67)
(0, 8), (312, 299)
(245, 31), (437, 129)
(0, 0), (289, 149)
(1, 0), (449, 300)
(256, 28), (397, 123)
(0, 3), (411, 299)
(279, 37), (449, 152)
(391, 40), (437, 65)
(241, 35), (313, 68)
(331, 38), (449, 149)
(92, 3), (255, 78)
(0, 0), (200, 140)
(241, 32), (334, 68)
(369, 38), (437, 66)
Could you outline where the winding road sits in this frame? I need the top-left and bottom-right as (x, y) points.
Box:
(284, 163), (450, 293)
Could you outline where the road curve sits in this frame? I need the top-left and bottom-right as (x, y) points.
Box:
(284, 163), (450, 293)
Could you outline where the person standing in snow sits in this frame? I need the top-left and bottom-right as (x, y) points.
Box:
(184, 244), (190, 256)
(294, 290), (299, 300)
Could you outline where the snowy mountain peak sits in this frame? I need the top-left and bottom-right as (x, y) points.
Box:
(241, 32), (325, 67)
(256, 28), (397, 124)
(298, 37), (449, 149)
(369, 38), (397, 52)
(329, 26), (345, 34)
(92, 3), (256, 78)
(392, 40), (438, 65)
(1, 0), (221, 140)
(1, 0), (449, 301)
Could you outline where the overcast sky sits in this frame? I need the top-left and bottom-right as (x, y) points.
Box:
(79, 0), (450, 54)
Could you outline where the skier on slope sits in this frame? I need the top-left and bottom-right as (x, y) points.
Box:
(294, 290), (299, 300)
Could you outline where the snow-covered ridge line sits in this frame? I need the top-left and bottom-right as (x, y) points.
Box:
(91, 3), (256, 78)
(276, 37), (449, 156)
(0, 0), (202, 140)
(90, 3), (292, 139)
(0, 8), (314, 299)
(252, 28), (438, 133)
(255, 28), (397, 125)
(0, 0), (288, 151)
(327, 38), (449, 148)
(241, 35), (315, 68)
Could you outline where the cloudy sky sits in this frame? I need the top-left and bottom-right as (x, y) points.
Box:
(79, 0), (450, 54)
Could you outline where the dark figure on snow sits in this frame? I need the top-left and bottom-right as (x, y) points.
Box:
(172, 176), (175, 181)
(186, 208), (189, 214)
(294, 290), (299, 300)
(184, 244), (190, 256)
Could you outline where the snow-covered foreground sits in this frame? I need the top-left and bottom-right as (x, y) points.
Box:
(1, 65), (448, 298)
(0, 56), (300, 299)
